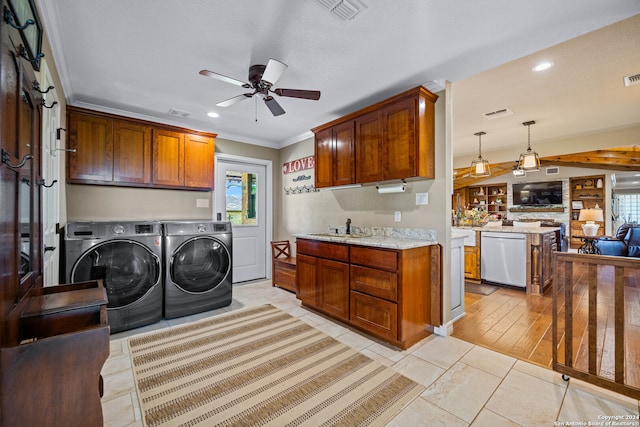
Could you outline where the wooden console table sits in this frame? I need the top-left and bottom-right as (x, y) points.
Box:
(0, 280), (109, 427)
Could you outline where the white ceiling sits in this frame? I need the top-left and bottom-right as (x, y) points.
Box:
(37, 1), (640, 152)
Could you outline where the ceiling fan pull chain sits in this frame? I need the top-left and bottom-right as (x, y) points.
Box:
(255, 96), (258, 122)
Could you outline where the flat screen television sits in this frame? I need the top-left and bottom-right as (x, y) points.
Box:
(512, 181), (563, 206)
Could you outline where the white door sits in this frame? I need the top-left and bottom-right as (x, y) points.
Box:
(215, 155), (272, 283)
(40, 61), (61, 287)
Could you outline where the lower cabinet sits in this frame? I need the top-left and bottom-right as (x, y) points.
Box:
(296, 238), (440, 349)
(464, 246), (480, 280)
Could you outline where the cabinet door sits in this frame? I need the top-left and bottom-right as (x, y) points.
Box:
(355, 111), (382, 183)
(184, 134), (215, 189)
(382, 97), (416, 180)
(318, 258), (349, 321)
(464, 246), (479, 279)
(152, 129), (184, 187)
(67, 112), (113, 182)
(113, 121), (150, 184)
(332, 121), (355, 186)
(350, 291), (397, 341)
(296, 254), (318, 308)
(314, 128), (333, 188)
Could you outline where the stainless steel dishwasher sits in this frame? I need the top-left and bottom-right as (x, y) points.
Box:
(481, 231), (527, 288)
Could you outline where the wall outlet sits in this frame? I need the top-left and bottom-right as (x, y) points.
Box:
(394, 211), (401, 222)
(416, 192), (428, 205)
(196, 198), (209, 208)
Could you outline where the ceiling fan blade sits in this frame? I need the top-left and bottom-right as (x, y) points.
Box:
(264, 96), (285, 116)
(199, 70), (250, 88)
(261, 59), (288, 85)
(273, 88), (321, 100)
(216, 93), (253, 107)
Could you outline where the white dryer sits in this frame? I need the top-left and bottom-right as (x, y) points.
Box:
(163, 221), (232, 319)
(64, 221), (163, 333)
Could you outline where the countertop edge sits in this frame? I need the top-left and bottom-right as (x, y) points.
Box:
(293, 234), (439, 249)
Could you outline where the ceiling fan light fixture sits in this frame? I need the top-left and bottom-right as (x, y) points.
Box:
(470, 131), (491, 177)
(517, 120), (540, 171)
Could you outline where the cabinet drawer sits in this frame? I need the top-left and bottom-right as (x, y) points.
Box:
(273, 263), (296, 293)
(350, 246), (397, 271)
(350, 265), (397, 301)
(297, 239), (349, 262)
(350, 291), (397, 341)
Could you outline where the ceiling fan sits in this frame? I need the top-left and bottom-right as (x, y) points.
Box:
(199, 58), (321, 116)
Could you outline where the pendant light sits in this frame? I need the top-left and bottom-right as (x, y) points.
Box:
(517, 120), (540, 171)
(470, 131), (491, 177)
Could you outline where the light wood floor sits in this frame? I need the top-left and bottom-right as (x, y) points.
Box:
(452, 265), (640, 388)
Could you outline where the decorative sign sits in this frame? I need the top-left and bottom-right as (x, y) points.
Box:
(282, 156), (315, 174)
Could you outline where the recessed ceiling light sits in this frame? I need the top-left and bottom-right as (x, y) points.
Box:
(532, 61), (554, 72)
(207, 112), (219, 118)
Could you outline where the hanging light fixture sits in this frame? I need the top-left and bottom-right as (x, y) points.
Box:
(517, 120), (540, 171)
(470, 131), (491, 177)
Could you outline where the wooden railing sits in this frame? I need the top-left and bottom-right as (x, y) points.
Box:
(553, 252), (640, 399)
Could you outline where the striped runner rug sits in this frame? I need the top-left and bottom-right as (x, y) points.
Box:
(129, 304), (424, 427)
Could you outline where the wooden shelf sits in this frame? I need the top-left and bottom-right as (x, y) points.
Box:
(569, 175), (605, 249)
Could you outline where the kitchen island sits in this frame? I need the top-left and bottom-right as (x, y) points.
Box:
(294, 231), (441, 349)
(453, 225), (559, 295)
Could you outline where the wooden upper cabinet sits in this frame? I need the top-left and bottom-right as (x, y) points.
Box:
(383, 97), (416, 180)
(313, 86), (437, 186)
(314, 128), (333, 188)
(152, 129), (184, 187)
(355, 110), (382, 183)
(333, 121), (355, 186)
(66, 107), (216, 190)
(184, 134), (215, 189)
(313, 122), (355, 188)
(113, 121), (150, 184)
(67, 111), (114, 183)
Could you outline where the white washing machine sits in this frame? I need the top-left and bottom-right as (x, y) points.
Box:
(64, 221), (163, 333)
(163, 221), (232, 319)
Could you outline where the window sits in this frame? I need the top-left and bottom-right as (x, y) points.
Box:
(225, 171), (257, 225)
(617, 193), (640, 224)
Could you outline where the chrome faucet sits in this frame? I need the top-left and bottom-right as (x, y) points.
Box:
(346, 218), (351, 235)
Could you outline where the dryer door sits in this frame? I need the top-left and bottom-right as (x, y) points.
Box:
(170, 236), (231, 293)
(71, 240), (161, 308)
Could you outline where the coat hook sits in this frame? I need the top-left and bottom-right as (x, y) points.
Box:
(18, 45), (44, 64)
(36, 178), (57, 188)
(33, 80), (54, 94)
(41, 99), (57, 109)
(4, 6), (35, 30)
(1, 148), (33, 170)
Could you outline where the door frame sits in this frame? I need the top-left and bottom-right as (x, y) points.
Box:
(214, 153), (273, 279)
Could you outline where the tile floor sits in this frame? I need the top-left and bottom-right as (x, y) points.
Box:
(102, 280), (640, 426)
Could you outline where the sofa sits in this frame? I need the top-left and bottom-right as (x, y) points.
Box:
(596, 223), (640, 257)
(501, 219), (568, 252)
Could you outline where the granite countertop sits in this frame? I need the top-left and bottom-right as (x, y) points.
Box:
(452, 225), (560, 235)
(294, 233), (438, 250)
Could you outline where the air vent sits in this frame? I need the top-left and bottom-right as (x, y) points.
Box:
(624, 73), (640, 87)
(424, 80), (445, 93)
(315, 0), (366, 21)
(483, 108), (513, 120)
(168, 108), (191, 118)
(546, 167), (559, 175)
